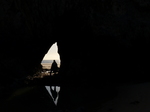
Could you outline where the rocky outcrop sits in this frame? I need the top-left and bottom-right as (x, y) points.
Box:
(1, 0), (150, 111)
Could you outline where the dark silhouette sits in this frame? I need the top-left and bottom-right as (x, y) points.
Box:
(50, 60), (58, 76)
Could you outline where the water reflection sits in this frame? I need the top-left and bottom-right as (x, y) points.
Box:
(45, 86), (60, 105)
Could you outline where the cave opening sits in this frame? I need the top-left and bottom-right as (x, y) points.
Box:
(41, 42), (60, 72)
(26, 42), (61, 86)
(42, 42), (61, 105)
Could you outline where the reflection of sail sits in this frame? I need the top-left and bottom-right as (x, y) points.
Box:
(45, 86), (60, 105)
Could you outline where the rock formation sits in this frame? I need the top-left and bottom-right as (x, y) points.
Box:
(1, 0), (150, 111)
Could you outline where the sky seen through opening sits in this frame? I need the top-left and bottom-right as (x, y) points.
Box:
(42, 42), (60, 62)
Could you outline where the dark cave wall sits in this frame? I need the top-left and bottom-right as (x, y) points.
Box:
(1, 0), (150, 86)
(0, 1), (58, 103)
(55, 0), (150, 85)
(0, 1), (56, 79)
(1, 0), (150, 110)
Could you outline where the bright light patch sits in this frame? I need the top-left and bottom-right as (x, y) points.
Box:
(43, 42), (60, 61)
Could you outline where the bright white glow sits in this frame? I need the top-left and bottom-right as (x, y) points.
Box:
(43, 42), (60, 61)
(45, 86), (60, 105)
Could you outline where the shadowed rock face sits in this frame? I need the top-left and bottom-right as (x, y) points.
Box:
(1, 0), (150, 111)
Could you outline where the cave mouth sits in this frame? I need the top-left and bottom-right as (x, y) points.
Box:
(41, 42), (60, 71)
(26, 42), (61, 86)
(42, 42), (61, 105)
(39, 42), (61, 78)
(23, 42), (61, 105)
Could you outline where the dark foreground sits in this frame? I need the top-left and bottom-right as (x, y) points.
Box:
(1, 78), (150, 112)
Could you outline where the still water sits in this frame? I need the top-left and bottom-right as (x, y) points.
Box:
(45, 86), (60, 105)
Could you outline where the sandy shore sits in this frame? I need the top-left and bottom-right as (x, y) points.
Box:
(41, 63), (60, 69)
